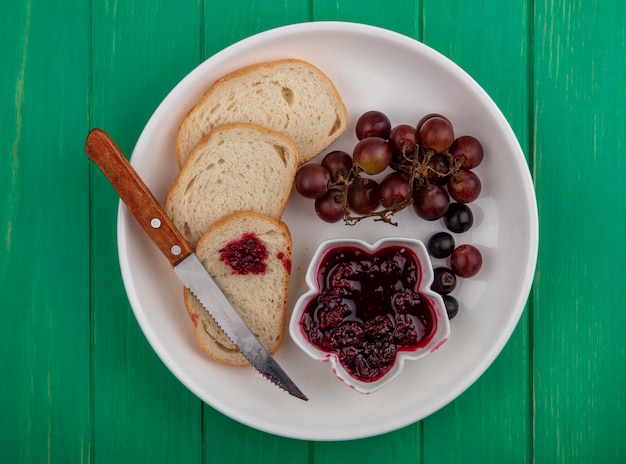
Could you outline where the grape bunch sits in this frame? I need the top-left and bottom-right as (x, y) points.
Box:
(294, 110), (486, 319)
(294, 110), (483, 224)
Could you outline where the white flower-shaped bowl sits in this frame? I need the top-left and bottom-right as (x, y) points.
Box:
(289, 237), (451, 394)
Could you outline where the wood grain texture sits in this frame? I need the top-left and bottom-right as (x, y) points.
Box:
(89, 0), (204, 462)
(420, 1), (533, 462)
(200, 2), (312, 461)
(2, 0), (625, 462)
(0, 0), (91, 462)
(204, 0), (311, 58)
(532, 0), (626, 461)
(311, 0), (419, 36)
(307, 2), (422, 462)
(85, 129), (193, 267)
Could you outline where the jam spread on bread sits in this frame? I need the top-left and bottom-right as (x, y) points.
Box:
(276, 252), (291, 273)
(219, 233), (268, 275)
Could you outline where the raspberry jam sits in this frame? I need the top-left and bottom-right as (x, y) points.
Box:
(300, 245), (437, 382)
(219, 233), (268, 275)
(276, 252), (292, 273)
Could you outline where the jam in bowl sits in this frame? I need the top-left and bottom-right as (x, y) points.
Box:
(289, 237), (450, 394)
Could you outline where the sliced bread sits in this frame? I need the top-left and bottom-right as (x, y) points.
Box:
(176, 58), (348, 167)
(164, 123), (298, 248)
(183, 211), (292, 366)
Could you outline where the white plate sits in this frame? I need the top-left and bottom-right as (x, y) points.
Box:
(118, 21), (538, 441)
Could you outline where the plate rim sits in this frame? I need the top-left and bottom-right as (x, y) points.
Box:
(117, 20), (539, 441)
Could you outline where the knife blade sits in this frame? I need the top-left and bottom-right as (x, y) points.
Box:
(85, 128), (308, 401)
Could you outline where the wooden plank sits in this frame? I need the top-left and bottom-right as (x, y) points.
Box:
(311, 0), (418, 35)
(200, 2), (312, 461)
(204, 0), (312, 57)
(204, 414), (311, 461)
(1, 1), (624, 463)
(532, 0), (626, 461)
(420, 0), (532, 462)
(0, 0), (91, 462)
(89, 0), (204, 461)
(308, 2), (423, 462)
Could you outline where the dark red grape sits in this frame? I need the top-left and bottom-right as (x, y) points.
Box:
(294, 163), (331, 199)
(416, 113), (451, 133)
(412, 184), (450, 221)
(418, 116), (455, 153)
(431, 267), (457, 295)
(347, 179), (381, 215)
(449, 135), (484, 169)
(426, 152), (452, 185)
(355, 110), (392, 140)
(315, 188), (345, 223)
(450, 244), (482, 278)
(444, 203), (474, 233)
(447, 169), (482, 203)
(322, 150), (353, 182)
(427, 232), (455, 259)
(353, 137), (392, 175)
(379, 172), (410, 208)
(442, 294), (459, 319)
(388, 124), (418, 157)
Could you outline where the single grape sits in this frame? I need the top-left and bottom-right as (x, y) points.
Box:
(418, 116), (455, 153)
(447, 169), (482, 203)
(315, 188), (345, 223)
(442, 294), (459, 319)
(353, 137), (393, 175)
(412, 184), (450, 221)
(427, 231), (455, 259)
(379, 172), (410, 208)
(294, 163), (331, 199)
(347, 179), (381, 215)
(431, 267), (457, 295)
(322, 150), (353, 182)
(426, 152), (452, 185)
(416, 113), (451, 133)
(450, 244), (482, 278)
(388, 124), (418, 158)
(449, 135), (484, 169)
(355, 110), (392, 140)
(444, 203), (474, 233)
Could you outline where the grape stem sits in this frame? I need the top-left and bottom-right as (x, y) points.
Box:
(328, 142), (464, 226)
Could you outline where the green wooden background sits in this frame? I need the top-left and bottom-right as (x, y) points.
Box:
(2, 0), (624, 462)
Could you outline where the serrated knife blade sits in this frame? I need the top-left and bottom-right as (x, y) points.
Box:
(175, 254), (308, 399)
(85, 128), (308, 401)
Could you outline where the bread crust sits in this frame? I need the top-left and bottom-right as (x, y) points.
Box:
(168, 58), (347, 367)
(165, 123), (298, 248)
(183, 211), (292, 366)
(175, 58), (348, 166)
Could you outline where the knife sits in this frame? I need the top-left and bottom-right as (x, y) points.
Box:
(85, 128), (308, 401)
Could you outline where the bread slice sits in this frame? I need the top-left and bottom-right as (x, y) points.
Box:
(183, 211), (292, 366)
(165, 123), (298, 248)
(176, 58), (348, 167)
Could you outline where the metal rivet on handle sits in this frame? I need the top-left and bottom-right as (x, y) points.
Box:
(171, 245), (182, 256)
(150, 218), (161, 228)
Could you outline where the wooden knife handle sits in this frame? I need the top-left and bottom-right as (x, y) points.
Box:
(85, 128), (192, 267)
